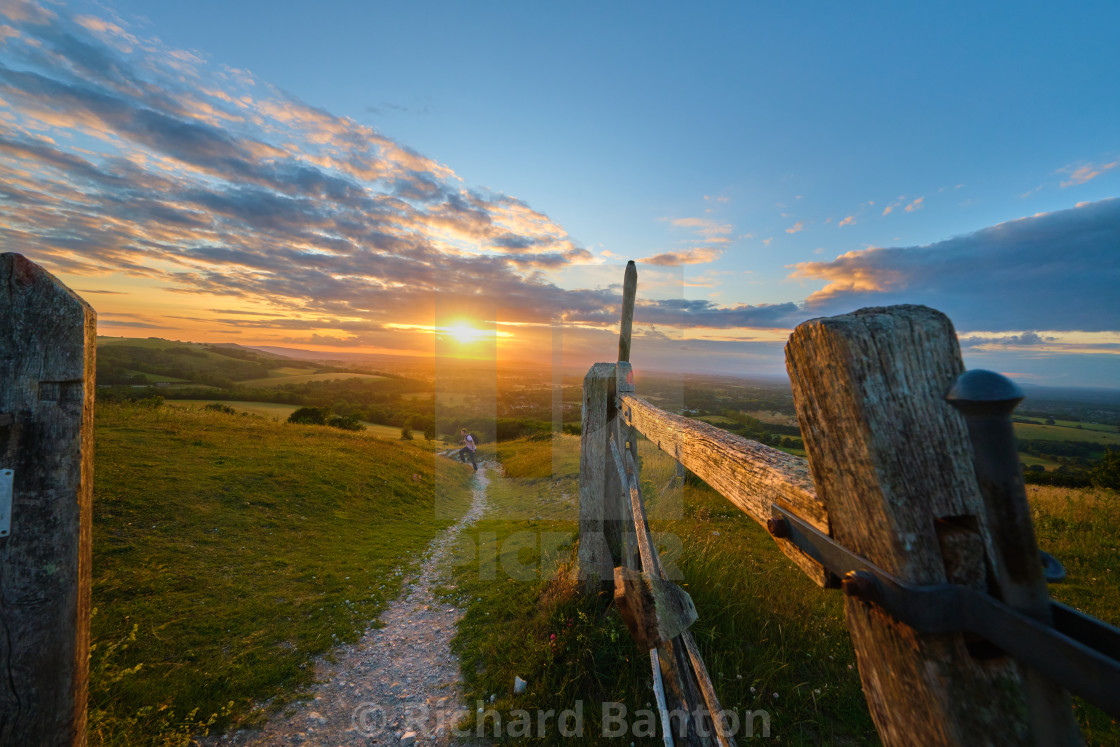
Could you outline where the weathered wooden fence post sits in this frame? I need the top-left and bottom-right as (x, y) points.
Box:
(785, 305), (1080, 745)
(0, 253), (96, 746)
(579, 362), (621, 586)
(579, 260), (638, 587)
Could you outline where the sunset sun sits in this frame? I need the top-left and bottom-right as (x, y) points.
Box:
(446, 323), (483, 344)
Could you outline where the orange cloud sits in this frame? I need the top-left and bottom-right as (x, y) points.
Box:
(1060, 160), (1119, 188)
(638, 247), (722, 266)
(838, 215), (855, 227)
(785, 221), (805, 234)
(904, 196), (924, 212)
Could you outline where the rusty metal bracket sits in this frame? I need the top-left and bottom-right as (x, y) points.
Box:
(770, 502), (1120, 717)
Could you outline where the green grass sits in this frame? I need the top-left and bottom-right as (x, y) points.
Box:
(164, 400), (418, 440)
(238, 372), (386, 387)
(90, 403), (475, 746)
(1029, 484), (1120, 745)
(1014, 422), (1120, 446)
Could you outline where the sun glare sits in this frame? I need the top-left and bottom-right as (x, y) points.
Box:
(446, 323), (483, 344)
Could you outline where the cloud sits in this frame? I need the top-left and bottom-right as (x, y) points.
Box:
(785, 221), (805, 234)
(838, 215), (855, 227)
(791, 198), (1120, 331)
(668, 216), (732, 242)
(0, 2), (618, 340)
(1060, 160), (1118, 188)
(639, 247), (722, 266)
(958, 331), (1055, 348)
(637, 298), (800, 329)
(904, 196), (924, 212)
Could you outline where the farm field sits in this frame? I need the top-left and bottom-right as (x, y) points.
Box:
(164, 400), (424, 441)
(1019, 453), (1064, 470)
(1013, 421), (1120, 445)
(239, 372), (386, 387)
(123, 370), (188, 383)
(1018, 417), (1118, 433)
(744, 410), (800, 427)
(165, 400), (299, 420)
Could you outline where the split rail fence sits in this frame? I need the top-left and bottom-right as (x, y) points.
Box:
(579, 261), (1120, 746)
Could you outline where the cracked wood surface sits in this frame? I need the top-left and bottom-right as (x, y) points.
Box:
(0, 253), (96, 746)
(785, 305), (1077, 746)
(618, 391), (830, 586)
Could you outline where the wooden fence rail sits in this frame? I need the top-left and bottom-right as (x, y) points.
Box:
(576, 260), (1116, 746)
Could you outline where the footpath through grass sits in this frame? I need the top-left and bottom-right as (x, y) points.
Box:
(447, 435), (1120, 745)
(90, 403), (475, 746)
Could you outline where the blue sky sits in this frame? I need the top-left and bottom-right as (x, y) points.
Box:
(1, 0), (1118, 385)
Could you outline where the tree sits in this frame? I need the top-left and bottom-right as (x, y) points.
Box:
(288, 406), (329, 425)
(1091, 449), (1120, 490)
(400, 424), (413, 440)
(327, 415), (365, 431)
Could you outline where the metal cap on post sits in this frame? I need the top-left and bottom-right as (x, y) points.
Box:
(946, 368), (1081, 746)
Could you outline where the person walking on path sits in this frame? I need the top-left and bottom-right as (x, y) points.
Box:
(458, 428), (478, 471)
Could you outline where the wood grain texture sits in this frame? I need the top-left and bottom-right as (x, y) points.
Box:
(578, 363), (621, 585)
(0, 253), (95, 746)
(613, 567), (698, 649)
(618, 261), (637, 363)
(619, 393), (830, 586)
(785, 305), (1042, 746)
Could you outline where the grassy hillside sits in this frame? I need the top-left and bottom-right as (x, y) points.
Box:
(448, 436), (1120, 745)
(90, 403), (475, 746)
(163, 400), (436, 442)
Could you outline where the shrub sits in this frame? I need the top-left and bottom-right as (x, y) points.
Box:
(204, 403), (236, 415)
(327, 415), (365, 431)
(287, 406), (330, 425)
(400, 425), (413, 440)
(1091, 449), (1120, 490)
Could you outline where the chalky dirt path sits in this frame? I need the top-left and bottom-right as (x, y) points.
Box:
(210, 464), (495, 747)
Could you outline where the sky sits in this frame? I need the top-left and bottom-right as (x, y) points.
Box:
(1, 0), (1118, 386)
